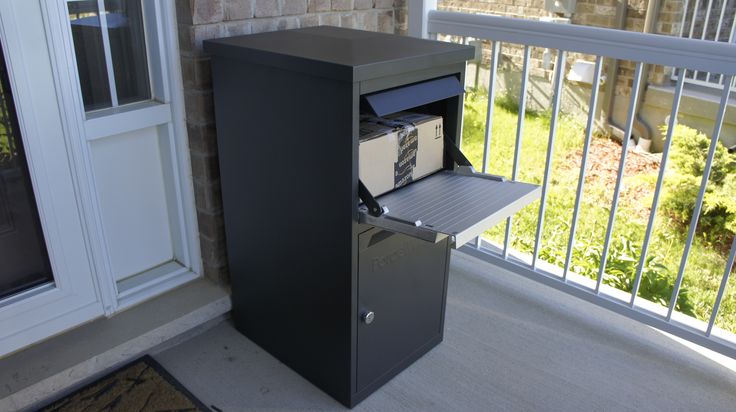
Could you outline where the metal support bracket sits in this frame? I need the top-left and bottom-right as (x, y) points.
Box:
(444, 134), (505, 181)
(358, 180), (386, 217)
(444, 133), (473, 167)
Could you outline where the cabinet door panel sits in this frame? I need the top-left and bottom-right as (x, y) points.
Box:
(357, 229), (448, 391)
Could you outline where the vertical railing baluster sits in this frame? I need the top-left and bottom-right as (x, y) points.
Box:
(700, 0), (714, 42)
(503, 45), (531, 259)
(595, 62), (644, 293)
(630, 72), (686, 306)
(481, 41), (501, 175)
(476, 41), (501, 250)
(532, 50), (566, 270)
(677, 0), (690, 38)
(688, 0), (701, 39)
(705, 0), (728, 82)
(706, 236), (736, 336)
(695, 0), (715, 82)
(719, 16), (736, 85)
(667, 75), (733, 321)
(562, 55), (603, 280)
(686, 0), (701, 83)
(706, 0), (728, 83)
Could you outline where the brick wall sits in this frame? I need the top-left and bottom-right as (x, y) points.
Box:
(440, 0), (548, 20)
(175, 0), (405, 285)
(439, 0), (686, 93)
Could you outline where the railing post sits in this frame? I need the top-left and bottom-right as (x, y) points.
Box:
(408, 0), (437, 38)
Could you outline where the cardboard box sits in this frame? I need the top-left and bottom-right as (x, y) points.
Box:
(359, 112), (444, 197)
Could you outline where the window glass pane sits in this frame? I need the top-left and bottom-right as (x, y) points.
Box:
(68, 1), (112, 111)
(0, 39), (54, 299)
(104, 0), (151, 105)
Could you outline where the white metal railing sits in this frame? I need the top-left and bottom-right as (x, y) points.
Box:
(677, 0), (736, 88)
(408, 2), (736, 359)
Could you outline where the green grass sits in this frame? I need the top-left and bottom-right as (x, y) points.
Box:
(0, 122), (11, 164)
(461, 88), (734, 331)
(0, 134), (9, 158)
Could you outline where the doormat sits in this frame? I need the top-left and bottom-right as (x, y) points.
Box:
(36, 355), (209, 412)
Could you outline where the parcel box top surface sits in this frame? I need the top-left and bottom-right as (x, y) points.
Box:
(203, 26), (474, 82)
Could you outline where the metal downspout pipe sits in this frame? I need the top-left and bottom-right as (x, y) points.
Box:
(603, 0), (659, 147)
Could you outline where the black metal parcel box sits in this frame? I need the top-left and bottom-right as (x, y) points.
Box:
(205, 26), (540, 408)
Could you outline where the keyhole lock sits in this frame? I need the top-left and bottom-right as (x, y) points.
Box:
(362, 311), (375, 325)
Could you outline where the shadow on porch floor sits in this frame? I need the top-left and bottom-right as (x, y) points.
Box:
(153, 251), (736, 411)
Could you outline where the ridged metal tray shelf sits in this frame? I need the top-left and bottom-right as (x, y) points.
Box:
(360, 170), (541, 248)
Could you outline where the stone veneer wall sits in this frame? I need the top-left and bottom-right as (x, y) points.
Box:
(175, 0), (408, 285)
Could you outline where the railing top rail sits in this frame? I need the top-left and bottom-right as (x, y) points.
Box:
(427, 10), (736, 75)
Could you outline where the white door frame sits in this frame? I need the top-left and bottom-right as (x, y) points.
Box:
(0, 0), (102, 356)
(0, 0), (201, 356)
(41, 0), (201, 314)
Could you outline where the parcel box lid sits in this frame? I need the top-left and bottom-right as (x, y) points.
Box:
(203, 26), (474, 82)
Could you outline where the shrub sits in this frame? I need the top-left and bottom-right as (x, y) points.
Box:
(668, 124), (735, 185)
(662, 124), (736, 246)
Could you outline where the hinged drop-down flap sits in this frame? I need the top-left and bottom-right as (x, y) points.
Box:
(359, 169), (541, 248)
(363, 76), (464, 117)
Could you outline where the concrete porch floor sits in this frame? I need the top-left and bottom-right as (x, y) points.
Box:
(153, 251), (736, 411)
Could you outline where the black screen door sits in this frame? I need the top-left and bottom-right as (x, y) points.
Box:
(0, 41), (53, 299)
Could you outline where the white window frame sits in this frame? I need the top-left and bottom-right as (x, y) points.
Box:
(42, 0), (201, 314)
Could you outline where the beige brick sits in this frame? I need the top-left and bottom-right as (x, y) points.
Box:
(320, 12), (341, 26)
(658, 22), (673, 34)
(299, 14), (321, 27)
(185, 90), (216, 125)
(355, 0), (373, 9)
(308, 0), (331, 12)
(198, 231), (228, 267)
(178, 24), (195, 54)
(175, 0), (193, 25)
(574, 3), (595, 14)
(251, 17), (279, 33)
(202, 260), (229, 285)
(192, 0), (224, 24)
(663, 1), (684, 12)
(181, 56), (213, 89)
(224, 0), (254, 20)
(254, 0), (281, 17)
(182, 23), (225, 55)
(658, 11), (682, 23)
(282, 0), (308, 15)
(375, 0), (394, 8)
(377, 9), (394, 33)
(277, 16), (300, 29)
(251, 16), (299, 33)
(394, 5), (407, 26)
(224, 20), (253, 36)
(626, 17), (644, 31)
(333, 0), (354, 11)
(190, 152), (221, 182)
(180, 56), (195, 88)
(356, 10), (378, 31)
(197, 229), (227, 266)
(341, 12), (356, 27)
(187, 123), (219, 155)
(193, 178), (223, 214)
